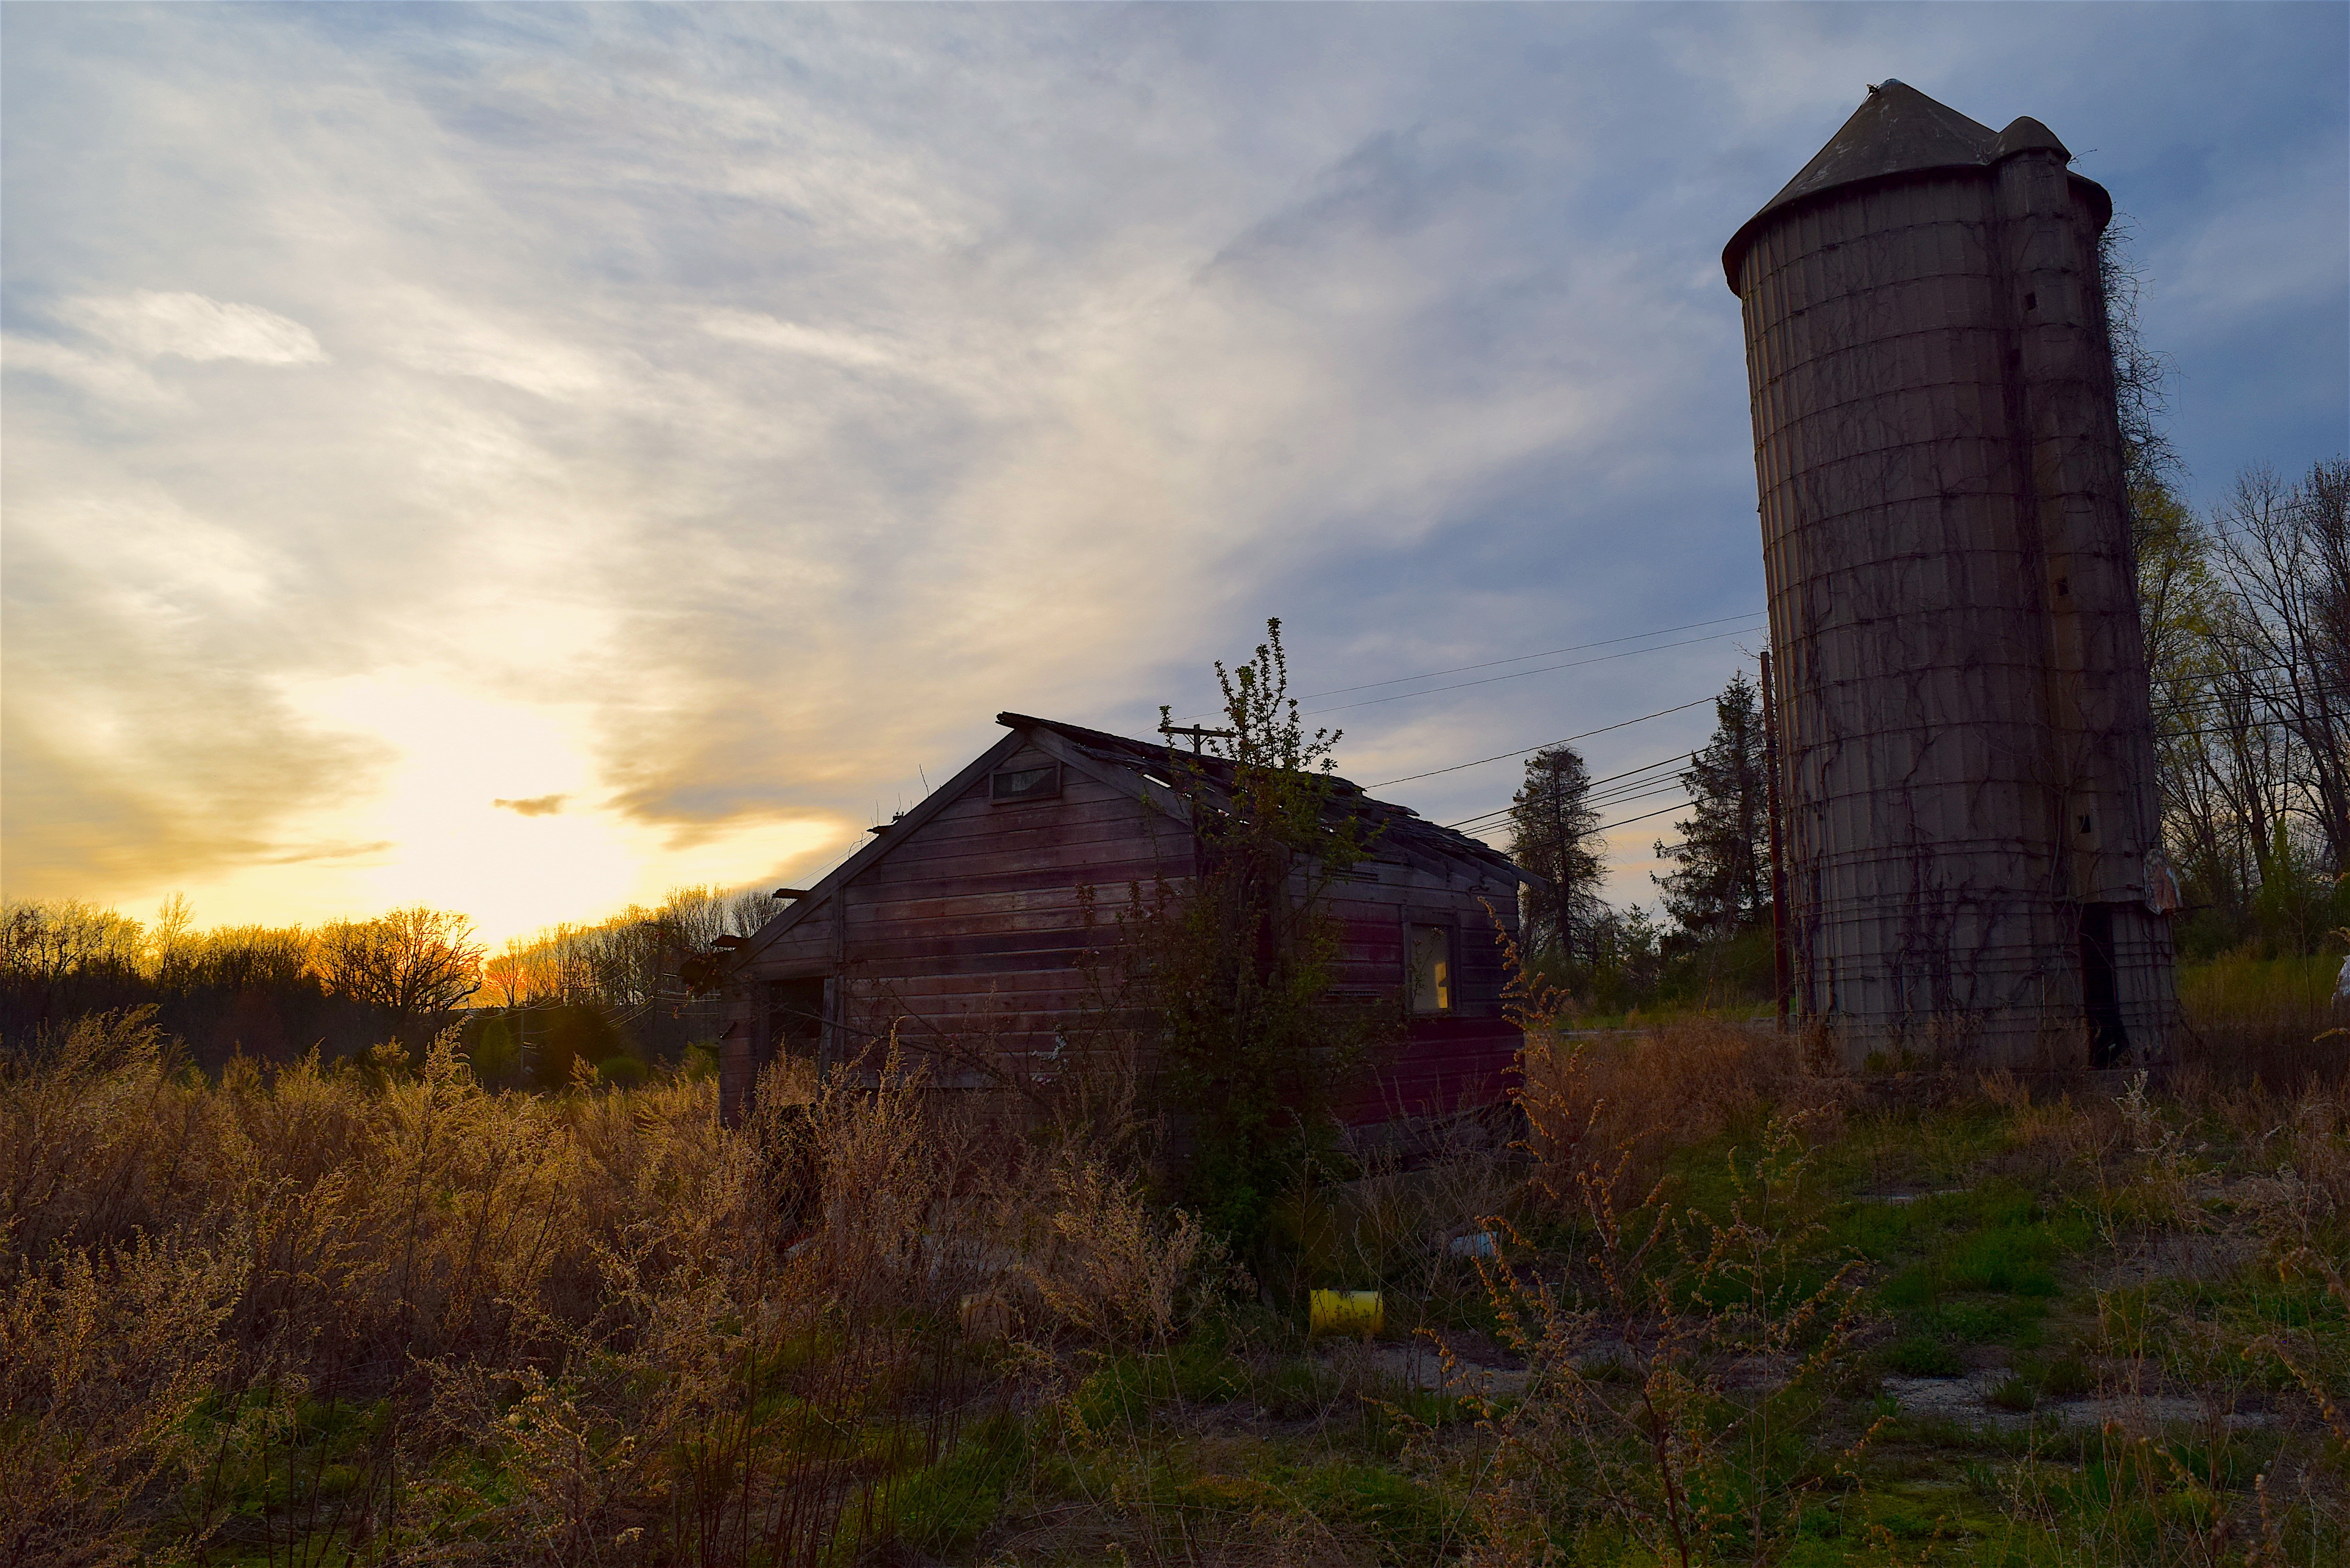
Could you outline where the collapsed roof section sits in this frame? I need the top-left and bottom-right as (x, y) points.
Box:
(735, 710), (1532, 964)
(997, 711), (1530, 889)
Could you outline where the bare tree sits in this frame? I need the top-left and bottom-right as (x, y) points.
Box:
(2140, 458), (2350, 953)
(2214, 463), (2350, 867)
(725, 888), (780, 938)
(479, 939), (539, 1011)
(2099, 214), (2183, 500)
(314, 906), (485, 1045)
(0, 900), (146, 984)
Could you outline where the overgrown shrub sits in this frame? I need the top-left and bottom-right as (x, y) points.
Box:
(0, 1012), (1225, 1564)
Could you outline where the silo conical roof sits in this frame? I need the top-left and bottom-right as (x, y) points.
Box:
(1759, 80), (1997, 211)
(1721, 80), (2109, 290)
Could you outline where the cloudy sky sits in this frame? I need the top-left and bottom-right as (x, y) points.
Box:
(5, 2), (2344, 945)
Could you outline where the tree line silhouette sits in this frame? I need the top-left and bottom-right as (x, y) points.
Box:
(0, 884), (779, 1075)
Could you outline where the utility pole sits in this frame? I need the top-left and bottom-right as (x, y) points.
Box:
(1160, 723), (1235, 754)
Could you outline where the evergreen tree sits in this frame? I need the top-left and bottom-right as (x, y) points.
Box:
(1507, 746), (1606, 960)
(1654, 673), (1772, 943)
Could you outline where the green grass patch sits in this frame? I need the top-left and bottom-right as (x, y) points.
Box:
(1884, 1336), (1964, 1377)
(1858, 1182), (2087, 1354)
(868, 1412), (1029, 1552)
(1293, 1458), (1448, 1552)
(1252, 1356), (1335, 1420)
(185, 1390), (395, 1525)
(2179, 951), (2343, 1020)
(1939, 1228), (2063, 1297)
(1070, 1342), (1252, 1435)
(1985, 1374), (2037, 1412)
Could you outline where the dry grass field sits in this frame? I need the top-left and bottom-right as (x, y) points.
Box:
(4, 955), (2346, 1567)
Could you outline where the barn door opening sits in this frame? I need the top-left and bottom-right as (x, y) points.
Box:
(2079, 904), (2130, 1068)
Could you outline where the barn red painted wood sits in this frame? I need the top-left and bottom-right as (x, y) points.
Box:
(718, 714), (1533, 1127)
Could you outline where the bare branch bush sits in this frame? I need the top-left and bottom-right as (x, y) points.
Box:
(0, 1004), (1240, 1565)
(1453, 1113), (1871, 1568)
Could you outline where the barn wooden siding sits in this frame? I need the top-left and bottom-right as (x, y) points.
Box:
(1326, 878), (1520, 1122)
(720, 716), (1526, 1125)
(1724, 81), (2174, 1070)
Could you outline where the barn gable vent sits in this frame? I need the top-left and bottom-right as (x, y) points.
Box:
(990, 762), (1062, 802)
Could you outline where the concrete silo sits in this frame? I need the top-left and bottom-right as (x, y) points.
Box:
(1722, 81), (2175, 1069)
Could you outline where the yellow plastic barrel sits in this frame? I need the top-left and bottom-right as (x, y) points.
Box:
(1308, 1289), (1383, 1338)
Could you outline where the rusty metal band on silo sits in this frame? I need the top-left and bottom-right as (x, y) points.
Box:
(1722, 81), (2175, 1068)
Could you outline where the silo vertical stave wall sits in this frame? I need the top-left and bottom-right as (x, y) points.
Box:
(1723, 82), (2174, 1068)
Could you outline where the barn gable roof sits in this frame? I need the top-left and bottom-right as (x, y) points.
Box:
(735, 712), (1530, 964)
(996, 712), (1528, 887)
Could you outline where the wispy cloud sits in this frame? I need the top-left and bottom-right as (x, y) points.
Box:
(59, 290), (327, 365)
(699, 310), (900, 372)
(3, 333), (174, 403)
(3, 3), (2340, 940)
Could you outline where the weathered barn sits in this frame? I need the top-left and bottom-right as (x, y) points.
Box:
(1724, 81), (2175, 1067)
(717, 713), (1528, 1125)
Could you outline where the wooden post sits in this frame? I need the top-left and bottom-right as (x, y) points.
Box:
(1761, 650), (1791, 1032)
(1160, 723), (1235, 754)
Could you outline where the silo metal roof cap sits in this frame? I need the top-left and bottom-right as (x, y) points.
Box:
(1721, 79), (2114, 291)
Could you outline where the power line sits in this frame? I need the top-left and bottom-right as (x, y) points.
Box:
(1447, 762), (1694, 834)
(1364, 695), (1719, 790)
(2153, 684), (2349, 717)
(1292, 612), (1767, 701)
(1167, 608), (1768, 725)
(1451, 698), (2348, 853)
(1596, 800), (1698, 835)
(1444, 749), (1698, 829)
(1584, 751), (1700, 791)
(1445, 694), (2339, 836)
(1597, 790), (1685, 819)
(2152, 657), (2310, 682)
(1432, 677), (2344, 840)
(1302, 626), (1765, 718)
(1447, 776), (1692, 832)
(1461, 793), (1697, 844)
(2164, 718), (2350, 743)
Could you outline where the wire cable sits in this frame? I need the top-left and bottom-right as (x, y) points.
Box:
(1291, 612), (1767, 701)
(1441, 750), (1697, 831)
(1165, 608), (1768, 725)
(1363, 696), (1719, 790)
(1302, 626), (1764, 718)
(1446, 765), (1694, 833)
(1595, 799), (1698, 834)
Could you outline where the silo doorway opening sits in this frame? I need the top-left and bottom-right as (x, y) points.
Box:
(2080, 904), (2131, 1068)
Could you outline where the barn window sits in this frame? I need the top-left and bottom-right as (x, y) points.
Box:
(990, 762), (1061, 801)
(767, 977), (826, 1056)
(1409, 924), (1452, 1013)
